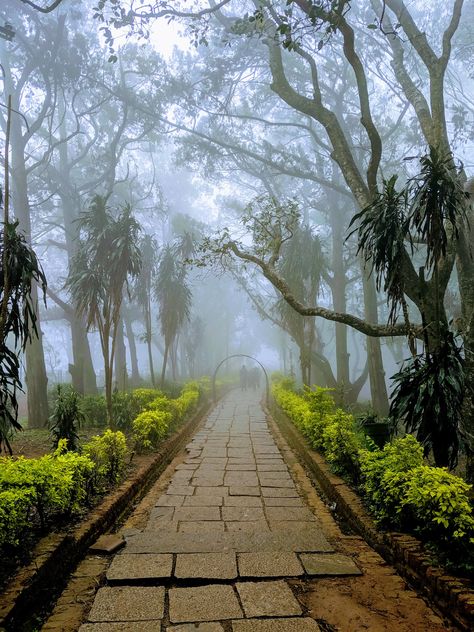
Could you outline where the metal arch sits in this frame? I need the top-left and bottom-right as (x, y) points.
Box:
(212, 354), (270, 404)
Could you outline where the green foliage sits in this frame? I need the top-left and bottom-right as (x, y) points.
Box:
(390, 333), (465, 468)
(132, 410), (171, 452)
(111, 390), (138, 429)
(274, 378), (474, 570)
(132, 388), (163, 410)
(80, 395), (108, 427)
(82, 430), (127, 486)
(0, 441), (95, 544)
(49, 385), (84, 451)
(321, 410), (362, 482)
(359, 435), (425, 524)
(0, 218), (47, 453)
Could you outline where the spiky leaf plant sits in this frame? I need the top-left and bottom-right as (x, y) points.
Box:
(49, 385), (84, 451)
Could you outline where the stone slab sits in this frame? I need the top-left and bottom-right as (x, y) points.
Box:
(236, 581), (302, 617)
(174, 507), (221, 522)
(167, 624), (224, 632)
(261, 487), (299, 498)
(125, 527), (333, 554)
(178, 521), (225, 534)
(183, 496), (224, 506)
(80, 624), (161, 631)
(89, 535), (125, 555)
(225, 521), (269, 532)
(156, 495), (186, 507)
(263, 497), (304, 507)
(169, 585), (243, 623)
(259, 479), (296, 488)
(224, 496), (262, 507)
(175, 553), (237, 579)
(232, 618), (320, 632)
(222, 507), (264, 521)
(229, 486), (260, 496)
(238, 552), (304, 577)
(107, 554), (173, 581)
(265, 507), (315, 522)
(88, 586), (165, 622)
(299, 553), (362, 576)
(167, 485), (196, 496)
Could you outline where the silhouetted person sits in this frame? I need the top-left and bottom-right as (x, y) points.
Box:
(240, 365), (248, 391)
(253, 366), (261, 390)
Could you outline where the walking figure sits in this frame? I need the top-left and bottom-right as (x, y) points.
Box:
(240, 365), (248, 391)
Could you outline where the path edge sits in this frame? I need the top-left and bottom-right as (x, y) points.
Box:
(0, 397), (217, 632)
(268, 401), (474, 632)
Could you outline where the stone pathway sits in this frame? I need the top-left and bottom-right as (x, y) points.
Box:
(79, 390), (364, 631)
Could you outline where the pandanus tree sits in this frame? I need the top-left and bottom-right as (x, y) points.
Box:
(154, 244), (192, 386)
(351, 147), (469, 468)
(66, 195), (142, 427)
(134, 234), (159, 386)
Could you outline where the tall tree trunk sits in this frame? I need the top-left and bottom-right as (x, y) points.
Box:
(161, 342), (169, 387)
(124, 312), (141, 386)
(114, 317), (128, 391)
(362, 267), (389, 415)
(10, 126), (49, 427)
(57, 110), (97, 394)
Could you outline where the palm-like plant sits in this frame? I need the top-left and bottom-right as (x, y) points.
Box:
(154, 244), (192, 386)
(351, 147), (468, 467)
(66, 195), (142, 427)
(134, 235), (159, 386)
(0, 218), (47, 454)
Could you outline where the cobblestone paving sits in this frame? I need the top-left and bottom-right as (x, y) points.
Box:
(80, 390), (361, 631)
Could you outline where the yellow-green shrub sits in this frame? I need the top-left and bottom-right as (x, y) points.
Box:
(0, 441), (95, 542)
(83, 430), (127, 485)
(132, 410), (171, 452)
(132, 388), (163, 410)
(321, 410), (361, 481)
(359, 435), (424, 523)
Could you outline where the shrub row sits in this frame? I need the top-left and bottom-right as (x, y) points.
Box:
(1, 380), (208, 548)
(272, 377), (474, 571)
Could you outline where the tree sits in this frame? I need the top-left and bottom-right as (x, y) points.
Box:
(154, 244), (192, 386)
(66, 195), (141, 426)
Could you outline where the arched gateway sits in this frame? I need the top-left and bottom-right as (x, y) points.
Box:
(212, 354), (270, 404)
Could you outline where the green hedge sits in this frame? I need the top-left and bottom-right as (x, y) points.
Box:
(272, 377), (474, 571)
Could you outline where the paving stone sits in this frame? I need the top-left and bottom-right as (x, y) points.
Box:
(176, 464), (199, 471)
(107, 554), (173, 581)
(88, 586), (165, 622)
(263, 497), (304, 507)
(236, 581), (302, 617)
(183, 496), (224, 506)
(201, 458), (228, 464)
(195, 486), (228, 496)
(227, 458), (255, 465)
(224, 474), (259, 487)
(265, 507), (315, 522)
(167, 624), (224, 632)
(156, 495), (186, 507)
(225, 464), (256, 471)
(257, 464), (288, 472)
(224, 496), (262, 507)
(192, 477), (225, 487)
(178, 521), (225, 534)
(238, 552), (304, 577)
(222, 507), (265, 521)
(89, 535), (125, 555)
(175, 553), (237, 579)
(259, 479), (296, 488)
(229, 486), (260, 496)
(257, 470), (292, 479)
(261, 487), (299, 498)
(174, 507), (221, 521)
(126, 527), (332, 554)
(299, 553), (362, 576)
(80, 624), (161, 631)
(168, 585), (243, 623)
(232, 618), (320, 632)
(167, 485), (196, 496)
(172, 471), (194, 482)
(225, 521), (269, 532)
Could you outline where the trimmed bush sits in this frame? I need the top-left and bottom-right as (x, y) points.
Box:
(82, 430), (127, 486)
(80, 395), (107, 427)
(132, 410), (171, 452)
